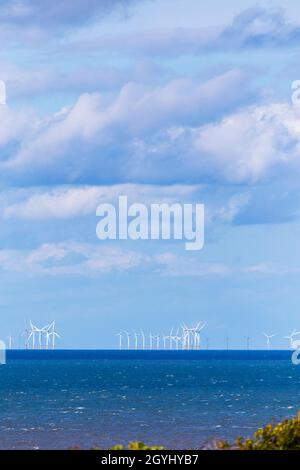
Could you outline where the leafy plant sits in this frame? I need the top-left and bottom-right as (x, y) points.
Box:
(109, 441), (165, 450)
(218, 411), (300, 450)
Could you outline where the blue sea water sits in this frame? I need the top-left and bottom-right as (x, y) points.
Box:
(0, 350), (299, 449)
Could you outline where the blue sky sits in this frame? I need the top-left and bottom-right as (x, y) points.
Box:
(1, 0), (300, 348)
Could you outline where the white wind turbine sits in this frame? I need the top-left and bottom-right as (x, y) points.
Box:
(44, 322), (54, 350)
(36, 323), (49, 349)
(181, 322), (206, 350)
(181, 323), (194, 349)
(174, 328), (181, 350)
(21, 321), (29, 349)
(169, 328), (174, 350)
(28, 320), (38, 349)
(263, 332), (277, 350)
(8, 335), (13, 350)
(140, 330), (145, 350)
(116, 332), (123, 350)
(47, 321), (61, 350)
(181, 323), (187, 349)
(283, 330), (300, 349)
(45, 330), (51, 350)
(124, 331), (131, 350)
(153, 334), (160, 350)
(195, 321), (206, 349)
(133, 331), (139, 350)
(52, 330), (61, 349)
(149, 331), (154, 350)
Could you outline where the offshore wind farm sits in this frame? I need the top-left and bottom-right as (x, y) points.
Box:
(116, 322), (206, 350)
(115, 323), (300, 351)
(7, 321), (61, 350)
(5, 320), (300, 351)
(2, 320), (300, 451)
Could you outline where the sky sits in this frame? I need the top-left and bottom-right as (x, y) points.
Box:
(1, 0), (300, 348)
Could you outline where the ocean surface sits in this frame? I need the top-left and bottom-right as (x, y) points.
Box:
(0, 350), (299, 449)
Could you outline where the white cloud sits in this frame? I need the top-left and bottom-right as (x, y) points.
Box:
(2, 72), (300, 187)
(0, 241), (290, 279)
(0, 104), (33, 145)
(186, 102), (300, 183)
(243, 263), (271, 274)
(0, 69), (252, 184)
(0, 243), (231, 278)
(0, 59), (169, 100)
(72, 6), (300, 57)
(211, 193), (251, 224)
(155, 252), (230, 277)
(2, 184), (201, 219)
(0, 242), (144, 276)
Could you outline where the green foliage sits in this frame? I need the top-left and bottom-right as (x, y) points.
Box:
(75, 412), (300, 451)
(218, 411), (300, 450)
(108, 441), (165, 450)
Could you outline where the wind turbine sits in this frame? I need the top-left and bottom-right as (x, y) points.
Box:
(181, 321), (206, 350)
(52, 330), (61, 350)
(174, 328), (181, 350)
(195, 322), (206, 349)
(169, 328), (174, 350)
(140, 330), (145, 350)
(45, 331), (51, 350)
(28, 320), (37, 349)
(8, 335), (13, 350)
(124, 331), (131, 350)
(149, 331), (154, 350)
(47, 321), (61, 350)
(154, 334), (160, 350)
(263, 332), (277, 350)
(283, 330), (300, 349)
(133, 331), (139, 350)
(116, 332), (123, 350)
(20, 320), (29, 349)
(34, 322), (49, 350)
(181, 323), (189, 349)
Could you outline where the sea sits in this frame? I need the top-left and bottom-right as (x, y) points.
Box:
(0, 350), (299, 449)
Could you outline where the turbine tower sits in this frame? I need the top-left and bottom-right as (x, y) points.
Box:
(133, 331), (139, 350)
(8, 335), (13, 350)
(20, 320), (29, 349)
(155, 334), (160, 350)
(174, 328), (181, 350)
(124, 331), (131, 350)
(51, 322), (61, 350)
(263, 332), (277, 350)
(140, 330), (145, 350)
(195, 322), (206, 349)
(169, 328), (174, 350)
(28, 320), (37, 349)
(116, 332), (123, 350)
